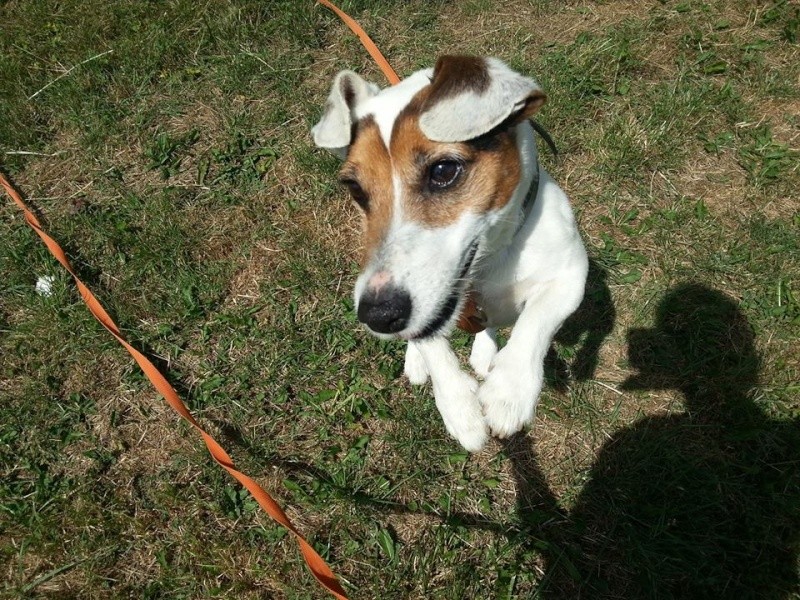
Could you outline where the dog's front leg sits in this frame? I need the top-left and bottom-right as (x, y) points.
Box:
(412, 337), (489, 452)
(469, 328), (498, 378)
(403, 342), (429, 385)
(479, 279), (583, 438)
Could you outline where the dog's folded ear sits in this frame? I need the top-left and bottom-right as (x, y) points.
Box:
(419, 56), (546, 143)
(312, 70), (380, 159)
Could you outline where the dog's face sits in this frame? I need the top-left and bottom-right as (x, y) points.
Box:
(312, 56), (545, 339)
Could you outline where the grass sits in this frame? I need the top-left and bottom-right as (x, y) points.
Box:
(1, 0), (798, 598)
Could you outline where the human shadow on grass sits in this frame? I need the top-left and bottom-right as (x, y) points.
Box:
(528, 283), (800, 599)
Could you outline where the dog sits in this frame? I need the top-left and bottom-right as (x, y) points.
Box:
(312, 55), (588, 452)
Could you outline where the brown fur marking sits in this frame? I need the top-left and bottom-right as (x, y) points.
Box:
(341, 83), (523, 262)
(340, 117), (393, 264)
(392, 87), (522, 227)
(422, 55), (490, 110)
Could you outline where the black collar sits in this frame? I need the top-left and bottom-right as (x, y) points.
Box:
(518, 120), (557, 232)
(517, 156), (539, 234)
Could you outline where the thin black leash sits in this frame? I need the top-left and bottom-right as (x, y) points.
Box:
(531, 119), (559, 157)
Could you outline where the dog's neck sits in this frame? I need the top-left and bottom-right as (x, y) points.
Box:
(456, 122), (540, 332)
(473, 121), (540, 264)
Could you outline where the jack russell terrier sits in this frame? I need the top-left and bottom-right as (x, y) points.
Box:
(312, 55), (588, 451)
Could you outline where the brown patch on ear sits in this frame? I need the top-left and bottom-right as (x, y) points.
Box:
(339, 117), (394, 265)
(423, 55), (490, 108)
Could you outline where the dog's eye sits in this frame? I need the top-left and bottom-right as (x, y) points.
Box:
(429, 160), (463, 190)
(341, 179), (369, 210)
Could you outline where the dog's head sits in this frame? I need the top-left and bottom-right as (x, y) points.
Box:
(312, 55), (546, 339)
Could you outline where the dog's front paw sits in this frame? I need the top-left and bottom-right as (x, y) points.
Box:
(469, 330), (497, 379)
(435, 373), (489, 452)
(404, 343), (429, 385)
(447, 416), (490, 452)
(446, 409), (489, 452)
(478, 362), (541, 439)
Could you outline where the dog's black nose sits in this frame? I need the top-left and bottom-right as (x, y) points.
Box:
(357, 287), (412, 334)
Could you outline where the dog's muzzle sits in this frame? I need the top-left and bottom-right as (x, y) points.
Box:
(357, 285), (412, 334)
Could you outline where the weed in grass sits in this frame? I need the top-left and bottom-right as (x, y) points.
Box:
(699, 130), (736, 154)
(760, 0), (800, 43)
(208, 133), (277, 188)
(144, 129), (199, 179)
(738, 125), (798, 187)
(593, 232), (648, 285)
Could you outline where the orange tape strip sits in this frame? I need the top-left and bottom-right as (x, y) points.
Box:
(317, 0), (401, 85)
(0, 172), (350, 599)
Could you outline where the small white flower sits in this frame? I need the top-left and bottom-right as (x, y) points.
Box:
(35, 275), (56, 297)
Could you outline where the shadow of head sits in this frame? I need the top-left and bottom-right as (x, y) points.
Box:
(622, 283), (760, 414)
